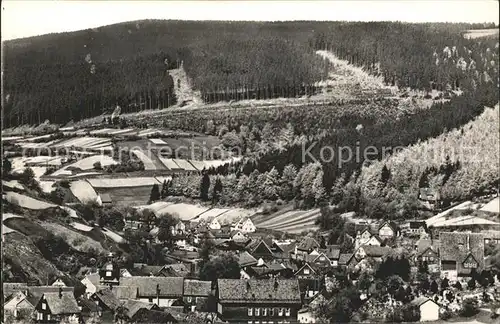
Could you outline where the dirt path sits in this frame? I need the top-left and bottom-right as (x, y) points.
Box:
(168, 63), (203, 107)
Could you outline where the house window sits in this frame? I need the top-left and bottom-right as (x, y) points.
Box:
(430, 257), (434, 262)
(304, 268), (310, 275)
(187, 297), (192, 303)
(270, 308), (274, 316)
(464, 262), (477, 268)
(248, 308), (253, 316)
(278, 308), (284, 316)
(106, 271), (112, 277)
(263, 308), (267, 316)
(105, 264), (113, 270)
(255, 308), (260, 316)
(149, 298), (153, 303)
(42, 303), (46, 310)
(285, 308), (291, 316)
(47, 314), (51, 321)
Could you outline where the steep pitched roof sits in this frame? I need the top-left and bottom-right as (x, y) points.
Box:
(439, 232), (485, 275)
(238, 251), (258, 267)
(416, 239), (439, 254)
(3, 283), (29, 298)
(338, 253), (355, 265)
(93, 288), (123, 310)
(322, 245), (341, 260)
(77, 296), (101, 313)
(410, 296), (438, 307)
(123, 299), (157, 318)
(131, 308), (178, 323)
(297, 237), (320, 252)
(158, 264), (190, 278)
(183, 279), (212, 297)
(120, 277), (184, 298)
(218, 279), (301, 304)
(43, 291), (81, 315)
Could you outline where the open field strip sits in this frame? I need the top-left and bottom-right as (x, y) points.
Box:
(172, 159), (197, 171)
(131, 149), (160, 170)
(195, 208), (230, 221)
(2, 180), (24, 190)
(2, 136), (25, 142)
(187, 160), (206, 171)
(89, 128), (115, 135)
(102, 228), (126, 243)
(108, 128), (135, 135)
(70, 222), (94, 231)
(70, 180), (99, 203)
(256, 209), (319, 227)
(281, 223), (319, 234)
(149, 138), (168, 145)
(40, 222), (106, 253)
(4, 191), (57, 210)
(264, 213), (321, 230)
(87, 177), (160, 188)
(135, 201), (175, 213)
(51, 155), (118, 176)
(154, 203), (209, 221)
(481, 197), (499, 213)
(158, 156), (182, 170)
(23, 134), (53, 142)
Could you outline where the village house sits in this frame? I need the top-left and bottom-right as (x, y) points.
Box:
(3, 291), (36, 321)
(183, 279), (213, 312)
(294, 264), (322, 303)
(410, 297), (440, 321)
(293, 237), (321, 261)
(354, 225), (383, 249)
(338, 253), (359, 271)
(120, 276), (184, 307)
(171, 220), (187, 236)
(231, 218), (257, 233)
(217, 278), (302, 323)
(272, 241), (297, 260)
(419, 188), (441, 210)
(297, 291), (327, 323)
(99, 253), (121, 287)
(33, 288), (81, 323)
(249, 238), (276, 261)
(378, 221), (398, 239)
(355, 245), (391, 262)
(90, 288), (123, 322)
(439, 232), (485, 282)
(405, 220), (427, 235)
(209, 218), (222, 230)
(415, 238), (440, 271)
(81, 273), (100, 297)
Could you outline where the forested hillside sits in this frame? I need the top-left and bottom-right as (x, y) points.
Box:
(357, 104), (499, 205)
(313, 22), (499, 106)
(3, 20), (498, 127)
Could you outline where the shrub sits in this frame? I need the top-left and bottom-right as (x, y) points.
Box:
(439, 308), (453, 320)
(460, 298), (479, 317)
(93, 161), (102, 170)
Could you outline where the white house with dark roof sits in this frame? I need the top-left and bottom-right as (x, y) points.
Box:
(33, 288), (81, 323)
(410, 297), (440, 321)
(209, 218), (221, 230)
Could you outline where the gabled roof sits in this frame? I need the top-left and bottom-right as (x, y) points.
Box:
(93, 288), (123, 310)
(378, 221), (398, 232)
(358, 245), (391, 257)
(338, 253), (355, 265)
(183, 279), (211, 297)
(131, 308), (178, 323)
(311, 252), (332, 264)
(120, 277), (184, 298)
(439, 232), (485, 275)
(123, 299), (157, 318)
(42, 291), (81, 315)
(322, 245), (341, 260)
(3, 282), (29, 298)
(129, 264), (164, 276)
(250, 239), (274, 256)
(218, 279), (301, 304)
(238, 251), (258, 267)
(78, 296), (101, 313)
(297, 237), (320, 252)
(157, 264), (190, 278)
(410, 296), (438, 307)
(295, 263), (317, 275)
(416, 239), (439, 255)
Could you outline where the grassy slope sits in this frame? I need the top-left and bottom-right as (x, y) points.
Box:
(358, 104), (499, 201)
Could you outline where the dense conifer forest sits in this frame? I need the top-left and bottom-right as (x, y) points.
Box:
(2, 20), (498, 127)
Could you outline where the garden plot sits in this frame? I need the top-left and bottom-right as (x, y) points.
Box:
(172, 159), (197, 171)
(158, 156), (182, 170)
(4, 191), (56, 210)
(51, 155), (118, 176)
(40, 222), (105, 253)
(70, 180), (99, 204)
(154, 203), (209, 221)
(87, 177), (160, 188)
(131, 149), (161, 170)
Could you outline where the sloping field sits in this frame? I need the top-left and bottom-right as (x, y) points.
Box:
(70, 222), (94, 231)
(195, 208), (230, 221)
(52, 136), (112, 150)
(431, 215), (500, 228)
(51, 155), (118, 176)
(40, 222), (106, 253)
(215, 208), (258, 225)
(172, 159), (197, 171)
(150, 138), (167, 145)
(4, 191), (56, 210)
(93, 186), (154, 207)
(188, 160), (206, 171)
(131, 149), (162, 170)
(102, 228), (126, 243)
(481, 198), (499, 214)
(89, 128), (115, 135)
(253, 208), (320, 233)
(108, 128), (135, 135)
(70, 180), (99, 203)
(12, 166), (47, 179)
(2, 180), (24, 190)
(154, 203), (209, 221)
(158, 156), (182, 170)
(87, 177), (160, 188)
(135, 201), (174, 213)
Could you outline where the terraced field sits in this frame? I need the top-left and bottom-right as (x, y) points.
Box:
(253, 208), (320, 234)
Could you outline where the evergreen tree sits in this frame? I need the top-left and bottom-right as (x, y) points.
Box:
(381, 164), (391, 185)
(2, 157), (12, 175)
(431, 280), (439, 294)
(161, 180), (169, 199)
(149, 184), (161, 203)
(200, 172), (211, 201)
(212, 178), (223, 204)
(441, 278), (449, 290)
